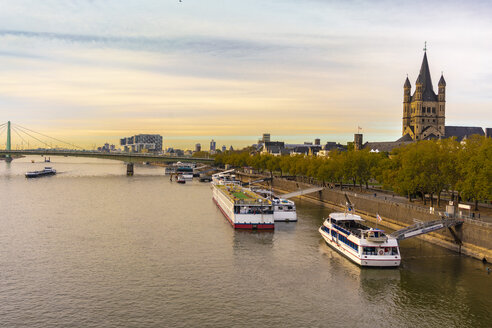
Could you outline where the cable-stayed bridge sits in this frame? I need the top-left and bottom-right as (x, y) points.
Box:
(0, 121), (214, 173)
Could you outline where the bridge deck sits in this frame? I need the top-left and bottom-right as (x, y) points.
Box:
(0, 150), (214, 164)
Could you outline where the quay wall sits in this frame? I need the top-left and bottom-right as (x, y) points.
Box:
(239, 173), (492, 262)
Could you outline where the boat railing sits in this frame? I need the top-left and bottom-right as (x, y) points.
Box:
(362, 230), (388, 243)
(365, 235), (388, 243)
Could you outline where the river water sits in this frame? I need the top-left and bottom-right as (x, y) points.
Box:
(1, 156), (491, 328)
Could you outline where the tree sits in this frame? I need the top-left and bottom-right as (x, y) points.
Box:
(456, 136), (492, 210)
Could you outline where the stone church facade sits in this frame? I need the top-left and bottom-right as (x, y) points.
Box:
(359, 49), (489, 153)
(402, 51), (446, 140)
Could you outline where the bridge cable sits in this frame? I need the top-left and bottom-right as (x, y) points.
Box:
(0, 125), (7, 138)
(11, 126), (29, 148)
(11, 126), (52, 149)
(13, 123), (84, 150)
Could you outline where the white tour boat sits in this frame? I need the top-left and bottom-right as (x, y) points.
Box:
(319, 212), (401, 267)
(211, 169), (240, 186)
(180, 173), (193, 181)
(165, 162), (196, 175)
(212, 179), (274, 230)
(253, 189), (297, 222)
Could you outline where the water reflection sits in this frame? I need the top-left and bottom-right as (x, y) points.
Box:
(232, 230), (274, 251)
(1, 157), (491, 328)
(318, 239), (401, 283)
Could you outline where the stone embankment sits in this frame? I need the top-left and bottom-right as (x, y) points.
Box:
(238, 173), (492, 262)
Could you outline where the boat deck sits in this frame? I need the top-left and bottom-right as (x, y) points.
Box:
(215, 184), (271, 206)
(332, 220), (368, 238)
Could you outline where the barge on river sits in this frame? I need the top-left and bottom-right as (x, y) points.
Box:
(212, 183), (274, 230)
(319, 212), (401, 267)
(25, 167), (56, 178)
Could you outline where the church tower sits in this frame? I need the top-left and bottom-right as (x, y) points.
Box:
(402, 46), (444, 140)
(402, 77), (411, 135)
(437, 74), (446, 136)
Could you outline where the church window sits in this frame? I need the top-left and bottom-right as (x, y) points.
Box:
(432, 107), (436, 113)
(422, 119), (424, 123)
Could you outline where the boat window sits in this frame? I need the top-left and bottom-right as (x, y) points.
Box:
(391, 247), (399, 255)
(278, 206), (283, 210)
(337, 234), (358, 252)
(363, 247), (376, 255)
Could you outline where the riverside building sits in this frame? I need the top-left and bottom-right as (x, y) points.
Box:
(120, 134), (163, 153)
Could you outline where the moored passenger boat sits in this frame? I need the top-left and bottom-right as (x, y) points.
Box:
(253, 189), (297, 222)
(180, 173), (193, 181)
(165, 162), (196, 175)
(211, 169), (240, 186)
(319, 212), (401, 267)
(176, 174), (186, 184)
(212, 183), (274, 230)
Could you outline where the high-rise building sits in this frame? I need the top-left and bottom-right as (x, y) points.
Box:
(210, 139), (216, 152)
(195, 143), (201, 152)
(120, 134), (163, 152)
(314, 138), (320, 145)
(262, 133), (271, 143)
(221, 145), (226, 152)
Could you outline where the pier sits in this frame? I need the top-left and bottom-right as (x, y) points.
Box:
(236, 171), (492, 262)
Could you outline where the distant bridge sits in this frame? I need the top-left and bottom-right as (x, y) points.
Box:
(0, 149), (214, 164)
(0, 121), (214, 175)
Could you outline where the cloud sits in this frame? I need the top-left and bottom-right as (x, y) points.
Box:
(0, 29), (278, 58)
(0, 0), (491, 149)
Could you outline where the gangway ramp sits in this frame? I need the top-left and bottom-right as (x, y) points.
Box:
(280, 187), (324, 199)
(390, 218), (464, 242)
(242, 177), (272, 187)
(196, 167), (218, 175)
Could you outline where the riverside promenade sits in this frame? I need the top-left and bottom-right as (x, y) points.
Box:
(237, 171), (492, 262)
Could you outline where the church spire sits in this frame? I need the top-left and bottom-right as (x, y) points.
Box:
(414, 47), (437, 101)
(418, 52), (434, 93)
(438, 73), (446, 86)
(404, 76), (411, 88)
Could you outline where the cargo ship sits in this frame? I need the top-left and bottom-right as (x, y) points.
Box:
(212, 183), (274, 230)
(319, 212), (401, 267)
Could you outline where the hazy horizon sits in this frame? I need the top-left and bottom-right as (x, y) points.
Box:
(1, 0), (491, 149)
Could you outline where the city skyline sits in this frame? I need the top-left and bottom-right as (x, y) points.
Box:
(1, 0), (491, 149)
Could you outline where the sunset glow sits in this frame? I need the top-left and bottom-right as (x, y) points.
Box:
(1, 0), (491, 149)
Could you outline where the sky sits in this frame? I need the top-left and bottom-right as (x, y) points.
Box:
(0, 0), (491, 150)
